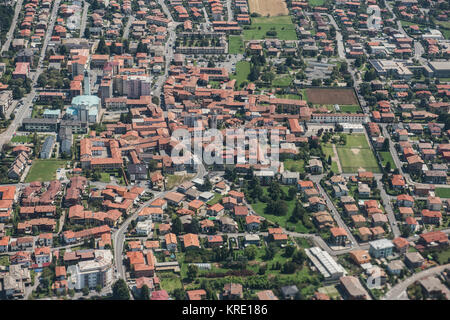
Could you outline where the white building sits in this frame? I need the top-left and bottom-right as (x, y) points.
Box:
(136, 220), (153, 236)
(305, 247), (346, 281)
(68, 250), (113, 290)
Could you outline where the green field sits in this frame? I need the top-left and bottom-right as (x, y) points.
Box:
(339, 105), (361, 113)
(435, 188), (450, 199)
(335, 134), (380, 173)
(11, 134), (33, 144)
(283, 159), (305, 173)
(250, 186), (315, 233)
(323, 145), (339, 173)
(308, 0), (325, 6)
(231, 61), (251, 87)
(25, 160), (67, 182)
(379, 151), (397, 170)
(228, 35), (244, 54)
(100, 172), (111, 183)
(166, 174), (194, 190)
(160, 274), (183, 293)
(207, 192), (224, 205)
(243, 16), (298, 41)
(272, 75), (293, 87)
(275, 94), (302, 100)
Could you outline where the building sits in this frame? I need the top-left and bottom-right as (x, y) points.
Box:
(339, 276), (369, 300)
(305, 247), (346, 281)
(427, 61), (450, 78)
(67, 250), (113, 290)
(369, 239), (394, 258)
(22, 118), (59, 132)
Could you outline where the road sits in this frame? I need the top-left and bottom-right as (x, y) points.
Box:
(123, 15), (135, 40)
(0, 0), (24, 54)
(79, 1), (90, 37)
(225, 0), (233, 22)
(383, 263), (450, 300)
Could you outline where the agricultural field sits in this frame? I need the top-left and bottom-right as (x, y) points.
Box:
(248, 0), (289, 16)
(335, 134), (380, 173)
(305, 88), (359, 105)
(243, 16), (298, 41)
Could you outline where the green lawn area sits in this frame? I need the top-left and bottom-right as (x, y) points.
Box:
(379, 151), (397, 169)
(231, 60), (251, 87)
(335, 134), (380, 173)
(435, 188), (450, 199)
(272, 75), (293, 87)
(228, 35), (244, 54)
(323, 145), (339, 173)
(25, 160), (67, 182)
(283, 159), (305, 173)
(160, 274), (183, 293)
(338, 105), (361, 113)
(435, 248), (450, 265)
(207, 192), (224, 205)
(275, 94), (302, 100)
(243, 16), (298, 41)
(11, 134), (33, 144)
(250, 186), (315, 233)
(99, 172), (111, 183)
(308, 0), (325, 6)
(0, 255), (10, 266)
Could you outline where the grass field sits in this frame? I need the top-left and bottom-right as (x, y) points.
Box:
(207, 192), (224, 205)
(25, 160), (67, 182)
(379, 151), (397, 170)
(308, 0), (325, 6)
(335, 134), (380, 173)
(243, 16), (297, 41)
(100, 172), (111, 183)
(323, 145), (339, 173)
(435, 188), (450, 199)
(11, 134), (33, 144)
(272, 75), (293, 87)
(283, 159), (305, 173)
(275, 94), (302, 100)
(228, 35), (244, 54)
(339, 105), (361, 113)
(166, 174), (195, 190)
(160, 274), (183, 293)
(250, 186), (315, 233)
(231, 61), (251, 87)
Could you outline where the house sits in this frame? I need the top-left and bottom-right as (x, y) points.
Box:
(165, 233), (178, 252)
(219, 216), (238, 233)
(349, 250), (371, 265)
(307, 159), (323, 174)
(397, 194), (414, 207)
(187, 289), (207, 300)
(280, 285), (299, 300)
(369, 239), (394, 258)
(393, 237), (409, 255)
(427, 196), (442, 211)
(207, 235), (223, 248)
(419, 231), (449, 247)
(207, 203), (224, 216)
(330, 227), (348, 246)
(245, 215), (260, 232)
(386, 260), (406, 275)
(34, 247), (52, 265)
(128, 164), (148, 181)
(281, 171), (299, 185)
(339, 276), (369, 300)
(222, 283), (243, 300)
(233, 205), (248, 218)
(244, 234), (260, 246)
(404, 251), (425, 269)
(257, 290), (278, 300)
(182, 233), (200, 250)
(358, 184), (371, 197)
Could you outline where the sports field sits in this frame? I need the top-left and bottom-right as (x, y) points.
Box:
(243, 16), (297, 41)
(25, 160), (67, 182)
(248, 0), (289, 16)
(335, 134), (380, 173)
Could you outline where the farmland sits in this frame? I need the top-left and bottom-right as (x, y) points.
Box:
(305, 88), (359, 105)
(248, 0), (289, 16)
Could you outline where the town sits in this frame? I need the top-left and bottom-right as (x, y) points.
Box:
(0, 0), (448, 301)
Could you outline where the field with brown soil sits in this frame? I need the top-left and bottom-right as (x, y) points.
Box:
(248, 0), (289, 16)
(305, 88), (359, 105)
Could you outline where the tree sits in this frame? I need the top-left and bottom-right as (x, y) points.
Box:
(292, 248), (307, 265)
(187, 264), (199, 280)
(281, 261), (297, 274)
(112, 279), (130, 300)
(284, 245), (296, 257)
(172, 217), (183, 234)
(244, 245), (258, 260)
(189, 217), (200, 234)
(82, 287), (90, 296)
(141, 284), (150, 300)
(385, 161), (391, 173)
(173, 288), (186, 300)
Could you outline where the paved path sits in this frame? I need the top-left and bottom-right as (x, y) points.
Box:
(383, 263), (450, 300)
(1, 0), (24, 54)
(79, 1), (90, 37)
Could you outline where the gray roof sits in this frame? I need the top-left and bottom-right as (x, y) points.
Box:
(281, 285), (299, 296)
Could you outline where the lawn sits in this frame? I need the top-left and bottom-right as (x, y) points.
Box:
(338, 105), (361, 113)
(250, 186), (315, 233)
(283, 159), (305, 173)
(323, 145), (339, 173)
(435, 248), (450, 265)
(275, 94), (302, 100)
(228, 35), (244, 54)
(0, 255), (10, 266)
(11, 134), (33, 144)
(25, 160), (67, 182)
(243, 16), (298, 41)
(207, 192), (224, 205)
(308, 0), (325, 6)
(335, 134), (380, 173)
(435, 188), (450, 199)
(272, 75), (293, 87)
(379, 151), (397, 170)
(231, 61), (251, 88)
(160, 274), (183, 293)
(99, 172), (111, 183)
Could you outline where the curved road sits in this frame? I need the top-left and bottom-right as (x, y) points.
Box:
(383, 263), (450, 300)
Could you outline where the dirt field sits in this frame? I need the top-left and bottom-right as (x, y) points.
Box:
(248, 0), (289, 16)
(305, 88), (359, 105)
